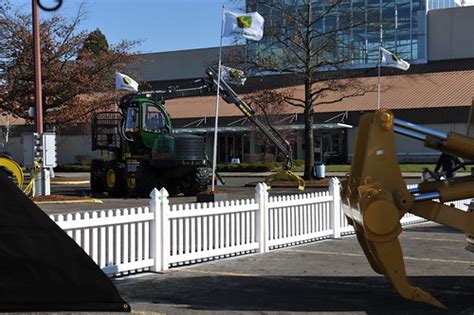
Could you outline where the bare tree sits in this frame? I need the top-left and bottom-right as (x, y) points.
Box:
(246, 0), (371, 179)
(0, 1), (140, 128)
(244, 89), (297, 163)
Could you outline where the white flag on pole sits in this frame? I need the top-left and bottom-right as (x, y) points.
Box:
(380, 47), (410, 71)
(115, 72), (139, 92)
(220, 66), (247, 85)
(223, 10), (264, 41)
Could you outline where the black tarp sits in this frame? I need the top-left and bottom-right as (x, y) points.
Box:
(0, 172), (130, 312)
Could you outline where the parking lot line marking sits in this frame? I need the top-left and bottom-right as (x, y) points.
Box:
(283, 249), (365, 258)
(404, 236), (465, 243)
(284, 249), (473, 265)
(177, 269), (261, 277)
(404, 256), (473, 264)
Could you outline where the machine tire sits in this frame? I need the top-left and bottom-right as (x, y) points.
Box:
(90, 159), (106, 193)
(180, 167), (209, 196)
(124, 170), (138, 197)
(103, 160), (126, 197)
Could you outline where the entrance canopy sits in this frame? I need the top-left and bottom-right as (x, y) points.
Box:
(173, 122), (352, 134)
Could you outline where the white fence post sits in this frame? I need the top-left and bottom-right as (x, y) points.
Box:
(255, 183), (269, 253)
(329, 177), (342, 239)
(159, 187), (170, 271)
(149, 188), (161, 272)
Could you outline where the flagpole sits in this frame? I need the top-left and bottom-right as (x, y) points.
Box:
(377, 23), (383, 110)
(211, 6), (225, 191)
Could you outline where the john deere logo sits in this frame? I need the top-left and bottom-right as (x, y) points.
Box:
(391, 53), (400, 62)
(123, 76), (132, 85)
(229, 69), (239, 78)
(237, 16), (252, 29)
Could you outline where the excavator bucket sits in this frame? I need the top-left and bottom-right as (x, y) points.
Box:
(340, 109), (447, 308)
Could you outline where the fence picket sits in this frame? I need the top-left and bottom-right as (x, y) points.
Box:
(130, 208), (136, 263)
(115, 210), (122, 266)
(137, 208), (144, 264)
(83, 212), (90, 256)
(107, 210), (114, 266)
(91, 211), (98, 264)
(122, 209), (129, 265)
(73, 213), (81, 247)
(99, 210), (106, 267)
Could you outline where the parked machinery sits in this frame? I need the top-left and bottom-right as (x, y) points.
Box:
(91, 67), (301, 197)
(341, 109), (474, 309)
(0, 153), (23, 189)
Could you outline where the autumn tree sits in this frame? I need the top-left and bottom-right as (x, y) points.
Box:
(245, 0), (370, 179)
(0, 1), (139, 128)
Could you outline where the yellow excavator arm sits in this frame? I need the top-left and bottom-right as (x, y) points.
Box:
(341, 109), (474, 309)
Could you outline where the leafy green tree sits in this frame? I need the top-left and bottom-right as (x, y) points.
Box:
(78, 28), (109, 58)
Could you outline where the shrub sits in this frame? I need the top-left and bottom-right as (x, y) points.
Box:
(216, 162), (280, 172)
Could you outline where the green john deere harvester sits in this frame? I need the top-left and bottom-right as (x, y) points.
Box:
(91, 67), (302, 197)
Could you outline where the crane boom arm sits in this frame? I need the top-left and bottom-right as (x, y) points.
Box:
(129, 67), (294, 170)
(204, 67), (293, 170)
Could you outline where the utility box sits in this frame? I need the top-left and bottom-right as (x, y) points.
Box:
(22, 133), (36, 167)
(22, 132), (57, 168)
(42, 133), (57, 168)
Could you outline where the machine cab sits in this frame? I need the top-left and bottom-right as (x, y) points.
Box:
(124, 100), (171, 150)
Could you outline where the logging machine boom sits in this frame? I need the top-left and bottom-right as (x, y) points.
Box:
(341, 108), (474, 309)
(91, 67), (300, 197)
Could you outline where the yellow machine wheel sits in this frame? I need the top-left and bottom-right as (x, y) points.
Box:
(126, 173), (136, 190)
(0, 156), (24, 189)
(124, 172), (138, 197)
(106, 168), (116, 190)
(103, 161), (125, 197)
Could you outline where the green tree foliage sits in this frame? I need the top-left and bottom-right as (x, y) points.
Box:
(78, 28), (109, 58)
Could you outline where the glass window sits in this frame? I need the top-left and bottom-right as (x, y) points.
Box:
(125, 107), (139, 132)
(143, 104), (165, 132)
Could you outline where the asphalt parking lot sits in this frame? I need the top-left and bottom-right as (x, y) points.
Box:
(39, 173), (322, 214)
(38, 172), (422, 215)
(39, 173), (473, 314)
(113, 222), (473, 315)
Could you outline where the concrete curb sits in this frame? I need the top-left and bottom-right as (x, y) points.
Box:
(34, 198), (103, 205)
(51, 180), (90, 185)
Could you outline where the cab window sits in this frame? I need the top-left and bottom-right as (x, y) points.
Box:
(143, 104), (165, 132)
(125, 107), (139, 132)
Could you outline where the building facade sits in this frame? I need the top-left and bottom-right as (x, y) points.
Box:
(1, 6), (472, 166)
(247, 0), (461, 68)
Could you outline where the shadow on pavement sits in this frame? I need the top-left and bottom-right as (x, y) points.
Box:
(405, 224), (465, 235)
(115, 274), (474, 314)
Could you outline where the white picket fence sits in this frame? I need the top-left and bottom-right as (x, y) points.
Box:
(50, 178), (470, 277)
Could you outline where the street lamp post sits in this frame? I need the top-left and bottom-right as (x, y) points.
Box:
(32, 0), (43, 134)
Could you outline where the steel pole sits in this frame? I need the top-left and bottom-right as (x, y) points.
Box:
(32, 0), (43, 134)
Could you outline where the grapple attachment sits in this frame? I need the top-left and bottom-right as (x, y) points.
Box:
(341, 109), (474, 309)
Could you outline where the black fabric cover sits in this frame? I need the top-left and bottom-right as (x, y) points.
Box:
(0, 172), (130, 312)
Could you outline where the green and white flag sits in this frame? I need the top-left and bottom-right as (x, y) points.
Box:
(223, 10), (264, 41)
(220, 66), (247, 85)
(115, 72), (139, 92)
(380, 47), (410, 71)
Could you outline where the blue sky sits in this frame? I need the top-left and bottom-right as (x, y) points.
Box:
(25, 0), (242, 53)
